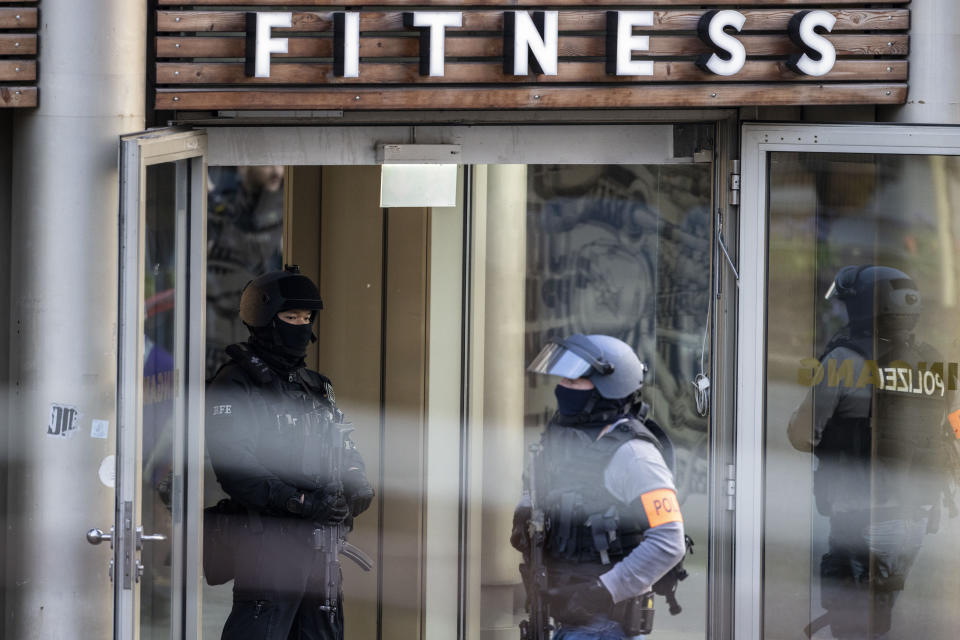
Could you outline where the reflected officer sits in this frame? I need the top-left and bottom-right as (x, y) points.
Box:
(513, 334), (687, 639)
(789, 265), (957, 639)
(206, 266), (374, 640)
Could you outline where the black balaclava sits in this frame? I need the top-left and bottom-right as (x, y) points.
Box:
(555, 385), (594, 415)
(551, 385), (634, 436)
(247, 314), (315, 373)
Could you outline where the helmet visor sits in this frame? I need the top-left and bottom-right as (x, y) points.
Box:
(527, 343), (593, 379)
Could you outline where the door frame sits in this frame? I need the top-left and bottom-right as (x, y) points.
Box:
(202, 117), (738, 639)
(736, 123), (960, 640)
(117, 128), (208, 640)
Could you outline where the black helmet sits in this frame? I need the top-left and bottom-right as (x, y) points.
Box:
(528, 333), (647, 400)
(826, 265), (920, 335)
(239, 265), (323, 328)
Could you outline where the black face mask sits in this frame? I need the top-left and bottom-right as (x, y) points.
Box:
(554, 385), (595, 416)
(247, 316), (315, 373)
(275, 320), (314, 354)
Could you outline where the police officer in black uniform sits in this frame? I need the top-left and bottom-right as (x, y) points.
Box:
(514, 334), (687, 640)
(789, 265), (956, 639)
(206, 266), (374, 640)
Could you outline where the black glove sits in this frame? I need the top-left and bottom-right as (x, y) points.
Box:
(343, 469), (375, 517)
(548, 579), (615, 625)
(301, 484), (350, 525)
(510, 506), (531, 553)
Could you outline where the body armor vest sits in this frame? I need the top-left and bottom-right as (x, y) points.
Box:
(538, 417), (662, 569)
(227, 344), (348, 494)
(815, 335), (948, 514)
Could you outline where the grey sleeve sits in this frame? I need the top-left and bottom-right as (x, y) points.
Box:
(788, 347), (869, 450)
(598, 439), (687, 603)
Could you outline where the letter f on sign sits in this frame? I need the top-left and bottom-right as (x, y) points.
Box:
(246, 12), (293, 78)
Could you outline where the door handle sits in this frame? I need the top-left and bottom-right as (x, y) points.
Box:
(86, 526), (114, 549)
(135, 526), (167, 550)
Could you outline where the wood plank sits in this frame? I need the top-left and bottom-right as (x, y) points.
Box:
(0, 7), (37, 29)
(157, 9), (909, 33)
(0, 85), (36, 107)
(156, 83), (908, 110)
(0, 33), (36, 55)
(0, 59), (35, 81)
(157, 34), (910, 59)
(157, 60), (908, 85)
(158, 0), (909, 6)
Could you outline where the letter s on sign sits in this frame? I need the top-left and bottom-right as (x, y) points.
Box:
(787, 10), (837, 77)
(696, 10), (746, 77)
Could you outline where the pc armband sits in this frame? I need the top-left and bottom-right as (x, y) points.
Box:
(639, 488), (683, 528)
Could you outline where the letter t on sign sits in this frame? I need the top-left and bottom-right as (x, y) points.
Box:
(245, 12), (293, 78)
(404, 12), (463, 77)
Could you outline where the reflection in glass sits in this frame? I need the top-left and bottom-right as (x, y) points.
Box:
(141, 162), (179, 639)
(480, 163), (712, 638)
(205, 166), (285, 378)
(766, 153), (960, 639)
(203, 165), (285, 636)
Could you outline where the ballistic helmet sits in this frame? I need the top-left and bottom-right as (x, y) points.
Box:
(826, 265), (920, 335)
(527, 333), (647, 400)
(239, 265), (323, 328)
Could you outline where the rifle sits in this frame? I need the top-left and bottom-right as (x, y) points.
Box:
(519, 443), (553, 640)
(305, 409), (375, 623)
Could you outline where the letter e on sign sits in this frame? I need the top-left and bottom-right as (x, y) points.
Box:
(640, 488), (683, 527)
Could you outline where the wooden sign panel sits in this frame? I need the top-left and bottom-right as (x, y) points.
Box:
(155, 1), (909, 113)
(0, 1), (38, 107)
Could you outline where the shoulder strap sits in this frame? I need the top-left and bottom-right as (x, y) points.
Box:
(224, 343), (279, 387)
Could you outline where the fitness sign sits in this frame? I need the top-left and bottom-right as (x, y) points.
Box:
(245, 9), (838, 80)
(154, 2), (908, 111)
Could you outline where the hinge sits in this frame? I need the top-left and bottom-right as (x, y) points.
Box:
(725, 463), (736, 511)
(728, 160), (741, 207)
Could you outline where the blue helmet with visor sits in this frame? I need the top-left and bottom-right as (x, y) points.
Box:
(527, 333), (647, 401)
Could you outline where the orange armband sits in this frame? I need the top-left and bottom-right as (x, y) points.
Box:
(639, 488), (683, 528)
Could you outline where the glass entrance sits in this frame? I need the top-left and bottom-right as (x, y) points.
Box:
(198, 122), (726, 639)
(738, 125), (960, 640)
(117, 130), (207, 640)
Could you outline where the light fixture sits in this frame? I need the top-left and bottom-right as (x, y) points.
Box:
(378, 144), (461, 208)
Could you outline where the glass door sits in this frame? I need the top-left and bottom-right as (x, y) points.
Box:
(116, 129), (207, 640)
(738, 124), (960, 640)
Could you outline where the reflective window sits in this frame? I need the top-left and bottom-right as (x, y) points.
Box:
(205, 166), (285, 378)
(199, 159), (713, 639)
(475, 163), (711, 638)
(765, 153), (960, 639)
(202, 165), (285, 636)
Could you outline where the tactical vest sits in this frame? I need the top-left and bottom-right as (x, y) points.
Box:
(815, 335), (948, 514)
(538, 417), (662, 569)
(226, 343), (348, 493)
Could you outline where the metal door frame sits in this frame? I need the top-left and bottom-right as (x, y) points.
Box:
(736, 123), (960, 640)
(117, 128), (207, 640)
(200, 116), (740, 640)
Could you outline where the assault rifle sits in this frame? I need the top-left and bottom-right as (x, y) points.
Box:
(304, 409), (374, 623)
(519, 443), (553, 640)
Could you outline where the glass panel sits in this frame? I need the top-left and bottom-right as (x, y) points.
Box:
(478, 163), (712, 639)
(205, 166), (285, 379)
(203, 165), (286, 636)
(765, 153), (960, 639)
(141, 161), (181, 639)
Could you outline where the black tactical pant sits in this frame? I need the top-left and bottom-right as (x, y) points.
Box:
(820, 510), (927, 640)
(221, 516), (344, 640)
